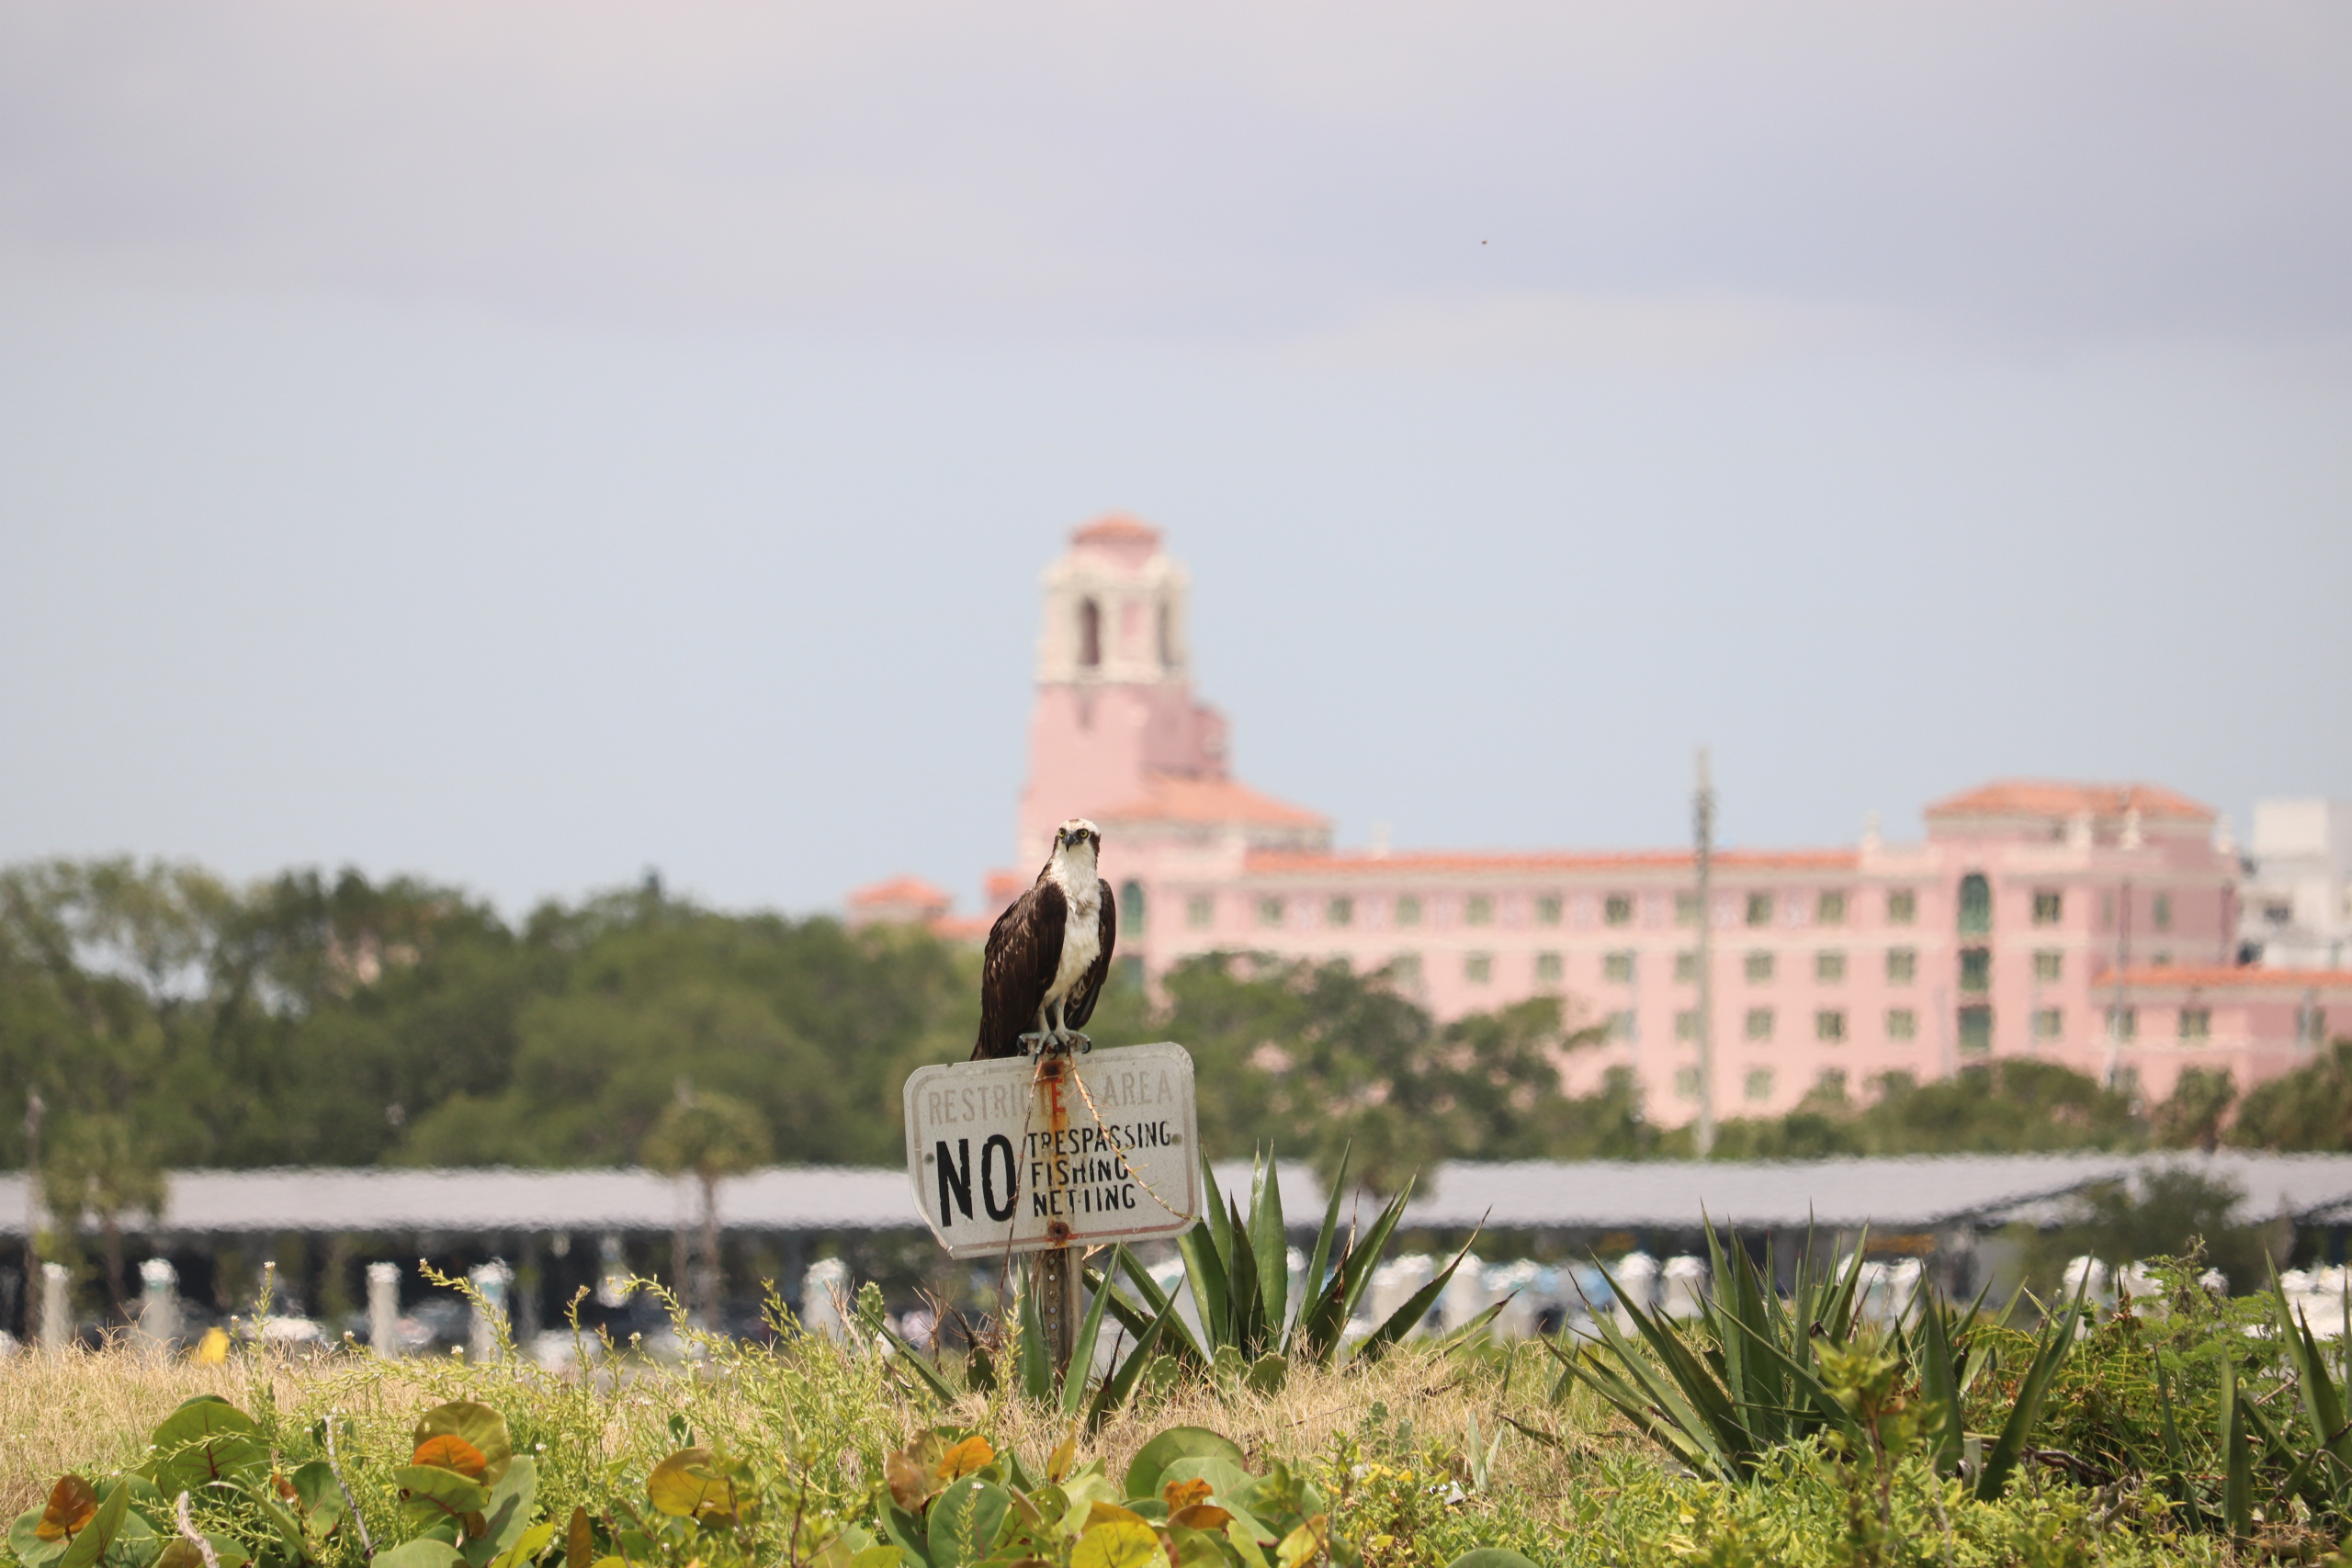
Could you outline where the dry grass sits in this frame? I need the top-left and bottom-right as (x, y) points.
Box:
(1, 1347), (265, 1517)
(1, 1337), (1610, 1528)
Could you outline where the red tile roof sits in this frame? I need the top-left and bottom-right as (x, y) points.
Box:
(1095, 775), (1328, 829)
(1243, 848), (1857, 876)
(846, 875), (952, 911)
(1925, 780), (2213, 822)
(2109, 965), (2352, 993)
(1072, 513), (1161, 547)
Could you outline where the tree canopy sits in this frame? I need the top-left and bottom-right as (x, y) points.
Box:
(0, 856), (2331, 1190)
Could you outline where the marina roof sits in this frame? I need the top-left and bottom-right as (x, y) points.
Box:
(12, 1152), (2352, 1240)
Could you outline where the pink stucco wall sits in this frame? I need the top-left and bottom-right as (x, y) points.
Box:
(987, 517), (2342, 1123)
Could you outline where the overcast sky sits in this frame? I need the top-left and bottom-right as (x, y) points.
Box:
(3, 2), (2347, 917)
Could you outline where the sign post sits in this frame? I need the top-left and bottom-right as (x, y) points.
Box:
(902, 1041), (1200, 1384)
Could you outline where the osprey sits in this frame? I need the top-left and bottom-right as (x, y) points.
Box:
(973, 818), (1118, 1058)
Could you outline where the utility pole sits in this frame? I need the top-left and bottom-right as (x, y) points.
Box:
(1693, 750), (1716, 1157)
(21, 1087), (42, 1344)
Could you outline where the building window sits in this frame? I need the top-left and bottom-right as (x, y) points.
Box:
(1746, 893), (1774, 927)
(1604, 894), (1634, 927)
(2034, 1008), (2064, 1043)
(1815, 1067), (1849, 1100)
(1816, 1010), (1847, 1043)
(1608, 1010), (1636, 1042)
(1887, 948), (1917, 984)
(1536, 895), (1563, 926)
(1604, 951), (1635, 983)
(2108, 1006), (2137, 1043)
(1746, 951), (1774, 983)
(1745, 1007), (1775, 1042)
(1389, 953), (1423, 986)
(1675, 1010), (1698, 1042)
(1887, 1008), (1917, 1042)
(1675, 1067), (1702, 1100)
(1816, 951), (1846, 983)
(1816, 890), (1847, 926)
(2154, 893), (2173, 931)
(1464, 953), (1493, 984)
(2179, 1007), (2211, 1041)
(1959, 1006), (1992, 1055)
(1887, 889), (1917, 925)
(1121, 880), (1147, 931)
(1675, 951), (1697, 983)
(1534, 951), (1563, 983)
(1257, 897), (1284, 930)
(1958, 873), (1991, 935)
(1078, 598), (1102, 668)
(1396, 896), (1422, 928)
(1186, 895), (1215, 930)
(2302, 1006), (2329, 1046)
(1465, 895), (1494, 926)
(1960, 947), (1990, 994)
(1327, 896), (1354, 928)
(2033, 890), (2063, 926)
(2152, 951), (2172, 968)
(1744, 1069), (1774, 1103)
(1675, 892), (1699, 927)
(2033, 950), (2062, 983)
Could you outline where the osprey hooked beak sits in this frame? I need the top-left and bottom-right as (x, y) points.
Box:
(1055, 819), (1101, 852)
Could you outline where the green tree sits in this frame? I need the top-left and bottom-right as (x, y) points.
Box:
(2024, 1163), (2274, 1296)
(2150, 1066), (2236, 1152)
(2231, 1041), (2352, 1150)
(640, 1086), (772, 1318)
(40, 1111), (167, 1321)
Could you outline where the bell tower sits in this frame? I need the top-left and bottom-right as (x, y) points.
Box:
(1016, 515), (1229, 865)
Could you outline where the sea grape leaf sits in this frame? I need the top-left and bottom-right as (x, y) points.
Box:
(37, 1477), (99, 1542)
(1272, 1518), (1327, 1568)
(484, 1519), (557, 1568)
(1070, 1520), (1159, 1568)
(412, 1405), (513, 1486)
(1123, 1430), (1245, 1506)
(376, 1541), (468, 1568)
(54, 1484), (127, 1568)
(935, 1438), (994, 1483)
(395, 1465), (493, 1525)
(151, 1400), (267, 1495)
(413, 1438), (489, 1481)
(924, 1480), (1007, 1568)
(647, 1450), (733, 1525)
(149, 1535), (250, 1568)
(464, 1457), (539, 1567)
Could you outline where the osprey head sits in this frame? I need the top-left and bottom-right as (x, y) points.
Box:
(1052, 818), (1102, 863)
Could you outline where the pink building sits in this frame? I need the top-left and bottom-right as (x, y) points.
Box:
(955, 516), (2352, 1122)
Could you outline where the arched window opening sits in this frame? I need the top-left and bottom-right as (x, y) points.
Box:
(1958, 873), (1992, 935)
(1120, 879), (1146, 932)
(1157, 603), (1175, 669)
(1078, 598), (1102, 669)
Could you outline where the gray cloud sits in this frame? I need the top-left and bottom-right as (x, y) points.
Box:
(3, 2), (2346, 344)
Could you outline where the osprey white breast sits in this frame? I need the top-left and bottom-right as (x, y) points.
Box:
(1044, 836), (1103, 1003)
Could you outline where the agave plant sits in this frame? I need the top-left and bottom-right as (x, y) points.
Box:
(1089, 1145), (1487, 1379)
(1547, 1219), (2086, 1496)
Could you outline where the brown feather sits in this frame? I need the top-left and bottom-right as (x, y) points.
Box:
(971, 873), (1068, 1059)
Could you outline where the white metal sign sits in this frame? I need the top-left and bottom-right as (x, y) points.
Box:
(901, 1042), (1201, 1260)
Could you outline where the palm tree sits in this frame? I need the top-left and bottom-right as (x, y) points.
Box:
(43, 1112), (166, 1323)
(639, 1085), (771, 1322)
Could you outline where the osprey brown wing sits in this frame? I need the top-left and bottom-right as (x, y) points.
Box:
(971, 877), (1068, 1059)
(1062, 880), (1118, 1032)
